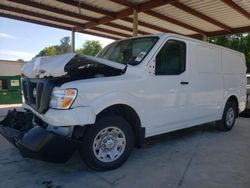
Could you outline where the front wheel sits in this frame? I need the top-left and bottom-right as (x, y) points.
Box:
(216, 101), (237, 131)
(79, 116), (134, 171)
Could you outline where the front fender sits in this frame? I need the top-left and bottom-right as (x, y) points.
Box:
(89, 92), (141, 117)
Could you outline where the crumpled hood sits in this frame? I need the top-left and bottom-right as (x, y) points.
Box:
(22, 53), (126, 78)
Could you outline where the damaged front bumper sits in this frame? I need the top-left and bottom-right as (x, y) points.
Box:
(0, 109), (80, 163)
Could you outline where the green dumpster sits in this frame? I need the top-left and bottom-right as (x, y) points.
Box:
(0, 76), (22, 104)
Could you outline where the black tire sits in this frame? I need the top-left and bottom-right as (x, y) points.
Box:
(216, 101), (237, 131)
(79, 115), (134, 171)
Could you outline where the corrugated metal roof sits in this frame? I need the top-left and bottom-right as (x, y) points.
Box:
(139, 12), (196, 35)
(1, 0), (250, 40)
(82, 0), (125, 12)
(85, 28), (125, 39)
(236, 0), (250, 12)
(97, 24), (132, 36)
(153, 4), (221, 32)
(2, 0), (88, 24)
(181, 0), (250, 28)
(0, 9), (73, 28)
(39, 0), (105, 18)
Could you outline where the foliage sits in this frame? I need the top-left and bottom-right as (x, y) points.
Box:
(36, 46), (57, 57)
(56, 36), (71, 54)
(76, 40), (102, 56)
(36, 36), (71, 57)
(36, 37), (102, 58)
(208, 33), (250, 72)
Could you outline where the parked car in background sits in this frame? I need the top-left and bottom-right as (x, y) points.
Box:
(0, 33), (247, 171)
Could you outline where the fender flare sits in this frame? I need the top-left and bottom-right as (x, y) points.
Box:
(221, 90), (240, 117)
(89, 92), (142, 118)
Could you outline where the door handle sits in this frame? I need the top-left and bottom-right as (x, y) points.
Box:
(180, 81), (189, 85)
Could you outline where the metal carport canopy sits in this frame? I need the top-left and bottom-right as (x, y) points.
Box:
(1, 0), (250, 41)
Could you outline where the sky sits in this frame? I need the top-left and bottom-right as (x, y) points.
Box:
(0, 17), (114, 61)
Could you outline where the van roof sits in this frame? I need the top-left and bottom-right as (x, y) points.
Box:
(119, 33), (245, 57)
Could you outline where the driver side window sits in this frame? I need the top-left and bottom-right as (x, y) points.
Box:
(155, 39), (186, 75)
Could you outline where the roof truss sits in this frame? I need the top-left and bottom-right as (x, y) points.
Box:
(170, 1), (232, 32)
(1, 0), (250, 40)
(222, 0), (250, 20)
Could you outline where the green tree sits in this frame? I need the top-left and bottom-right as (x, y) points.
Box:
(76, 40), (102, 56)
(36, 46), (57, 57)
(36, 36), (71, 57)
(57, 36), (71, 54)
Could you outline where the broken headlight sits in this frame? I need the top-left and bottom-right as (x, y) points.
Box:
(50, 88), (77, 109)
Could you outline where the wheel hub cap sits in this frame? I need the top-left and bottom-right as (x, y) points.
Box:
(101, 135), (115, 149)
(93, 127), (126, 163)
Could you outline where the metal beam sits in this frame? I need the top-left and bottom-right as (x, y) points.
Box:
(71, 28), (75, 52)
(90, 27), (131, 38)
(6, 0), (97, 22)
(222, 0), (250, 20)
(123, 16), (250, 37)
(105, 23), (150, 35)
(3, 11), (250, 39)
(74, 26), (131, 38)
(83, 8), (133, 29)
(83, 0), (177, 29)
(122, 17), (177, 34)
(109, 0), (138, 9)
(133, 10), (138, 36)
(97, 22), (150, 35)
(138, 0), (177, 12)
(171, 1), (232, 32)
(6, 0), (147, 36)
(56, 0), (115, 17)
(0, 13), (71, 31)
(145, 10), (207, 35)
(0, 5), (129, 38)
(0, 13), (121, 40)
(0, 4), (84, 27)
(109, 0), (205, 35)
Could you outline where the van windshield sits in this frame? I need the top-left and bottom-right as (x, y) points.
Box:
(97, 37), (158, 65)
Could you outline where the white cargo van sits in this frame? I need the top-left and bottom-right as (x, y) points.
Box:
(0, 33), (247, 170)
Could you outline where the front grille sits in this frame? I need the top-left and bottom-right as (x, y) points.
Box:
(22, 77), (55, 113)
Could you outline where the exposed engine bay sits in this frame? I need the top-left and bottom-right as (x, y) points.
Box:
(64, 55), (126, 80)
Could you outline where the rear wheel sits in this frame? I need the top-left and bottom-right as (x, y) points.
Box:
(79, 116), (134, 171)
(216, 101), (237, 131)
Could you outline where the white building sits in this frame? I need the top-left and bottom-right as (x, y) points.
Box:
(0, 59), (25, 76)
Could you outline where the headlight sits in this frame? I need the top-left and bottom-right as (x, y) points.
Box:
(50, 88), (77, 109)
